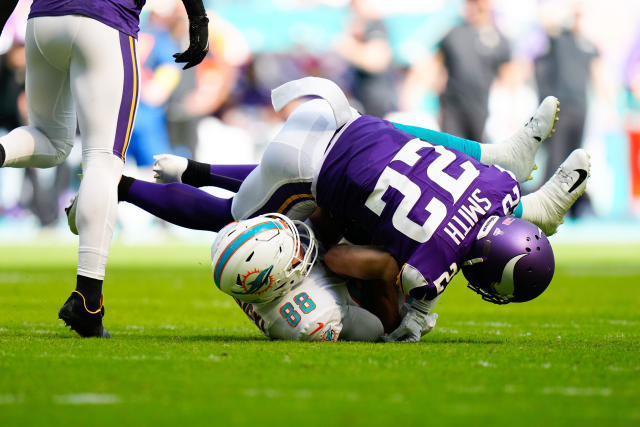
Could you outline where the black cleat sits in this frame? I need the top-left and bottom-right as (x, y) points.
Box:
(58, 291), (110, 338)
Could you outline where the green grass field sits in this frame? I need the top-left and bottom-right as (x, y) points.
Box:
(0, 243), (639, 426)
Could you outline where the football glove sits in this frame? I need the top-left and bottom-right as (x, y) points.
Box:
(173, 14), (209, 69)
(383, 302), (438, 343)
(1, 1), (19, 31)
(152, 154), (188, 183)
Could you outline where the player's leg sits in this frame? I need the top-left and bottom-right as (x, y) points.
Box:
(391, 96), (560, 182)
(59, 17), (139, 337)
(118, 177), (233, 231)
(151, 78), (351, 219)
(339, 305), (384, 342)
(481, 96), (560, 182)
(231, 98), (339, 221)
(514, 148), (590, 236)
(67, 176), (234, 234)
(392, 122), (482, 160)
(0, 18), (76, 168)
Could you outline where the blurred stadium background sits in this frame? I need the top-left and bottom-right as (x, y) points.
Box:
(1, 2), (639, 425)
(1, 0), (639, 244)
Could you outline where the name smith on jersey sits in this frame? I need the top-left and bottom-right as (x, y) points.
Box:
(442, 188), (492, 245)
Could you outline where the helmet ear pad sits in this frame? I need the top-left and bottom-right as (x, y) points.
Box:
(462, 216), (555, 304)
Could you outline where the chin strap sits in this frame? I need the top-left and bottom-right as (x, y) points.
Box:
(466, 283), (510, 305)
(72, 290), (104, 314)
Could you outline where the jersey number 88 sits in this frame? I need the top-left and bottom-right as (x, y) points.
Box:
(279, 292), (316, 327)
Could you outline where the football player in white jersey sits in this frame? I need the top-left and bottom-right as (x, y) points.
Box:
(208, 213), (435, 342)
(67, 77), (586, 341)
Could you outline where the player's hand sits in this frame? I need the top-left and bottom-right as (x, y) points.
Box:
(383, 311), (438, 343)
(152, 154), (189, 183)
(173, 15), (209, 70)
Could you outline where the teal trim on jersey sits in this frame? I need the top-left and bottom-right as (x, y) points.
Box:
(513, 202), (523, 218)
(391, 122), (482, 161)
(213, 222), (283, 287)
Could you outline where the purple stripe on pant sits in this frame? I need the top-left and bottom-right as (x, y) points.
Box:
(113, 32), (139, 160)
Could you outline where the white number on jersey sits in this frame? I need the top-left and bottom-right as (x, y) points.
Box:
(365, 139), (479, 243)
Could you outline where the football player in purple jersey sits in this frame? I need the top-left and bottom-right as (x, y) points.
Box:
(72, 78), (589, 341)
(0, 0), (209, 338)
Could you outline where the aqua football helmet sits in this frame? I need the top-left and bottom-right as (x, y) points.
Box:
(462, 216), (555, 304)
(211, 213), (318, 303)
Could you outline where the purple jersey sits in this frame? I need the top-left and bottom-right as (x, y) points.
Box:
(316, 115), (521, 300)
(29, 0), (144, 38)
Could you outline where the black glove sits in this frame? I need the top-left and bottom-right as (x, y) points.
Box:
(173, 14), (209, 70)
(0, 0), (19, 31)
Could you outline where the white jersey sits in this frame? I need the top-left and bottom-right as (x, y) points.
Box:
(235, 263), (358, 342)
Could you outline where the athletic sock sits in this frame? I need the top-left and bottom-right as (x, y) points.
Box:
(181, 159), (211, 187)
(75, 275), (103, 310)
(391, 122), (482, 161)
(208, 164), (257, 192)
(513, 202), (523, 218)
(0, 144), (5, 166)
(181, 160), (257, 192)
(118, 175), (136, 202)
(123, 178), (234, 231)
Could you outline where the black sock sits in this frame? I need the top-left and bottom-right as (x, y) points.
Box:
(75, 275), (103, 310)
(0, 144), (5, 166)
(181, 159), (211, 187)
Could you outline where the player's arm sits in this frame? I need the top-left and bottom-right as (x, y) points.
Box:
(324, 244), (402, 332)
(152, 154), (257, 191)
(324, 244), (399, 284)
(0, 0), (19, 30)
(174, 0), (209, 69)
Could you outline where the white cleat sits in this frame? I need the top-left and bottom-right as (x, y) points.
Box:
(520, 149), (590, 236)
(497, 96), (560, 182)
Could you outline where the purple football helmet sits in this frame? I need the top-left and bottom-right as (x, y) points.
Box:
(462, 216), (555, 304)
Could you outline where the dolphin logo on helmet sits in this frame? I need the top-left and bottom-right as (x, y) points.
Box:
(211, 213), (318, 303)
(233, 266), (275, 295)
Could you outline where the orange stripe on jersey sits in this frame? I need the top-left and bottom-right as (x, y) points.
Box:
(277, 193), (314, 214)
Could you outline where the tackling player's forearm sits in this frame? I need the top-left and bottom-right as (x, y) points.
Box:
(324, 245), (402, 332)
(366, 279), (401, 333)
(324, 244), (400, 285)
